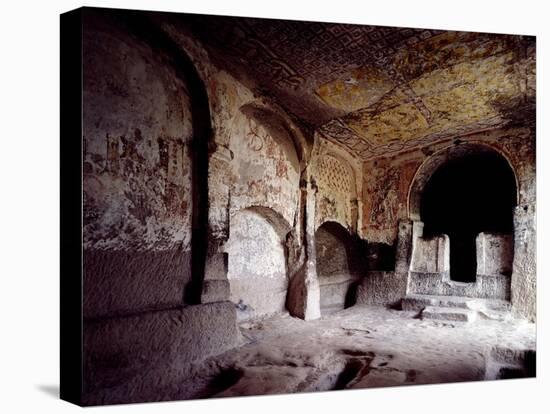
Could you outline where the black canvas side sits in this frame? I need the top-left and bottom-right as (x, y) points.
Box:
(60, 7), (83, 406)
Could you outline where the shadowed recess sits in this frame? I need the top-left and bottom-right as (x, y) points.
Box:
(420, 150), (517, 282)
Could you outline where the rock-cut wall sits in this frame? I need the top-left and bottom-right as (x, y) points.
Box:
(82, 13), (194, 318)
(80, 10), (242, 404)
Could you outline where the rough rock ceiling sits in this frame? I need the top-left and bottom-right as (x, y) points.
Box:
(174, 14), (536, 160)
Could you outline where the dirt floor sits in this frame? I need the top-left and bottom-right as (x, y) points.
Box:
(170, 304), (535, 401)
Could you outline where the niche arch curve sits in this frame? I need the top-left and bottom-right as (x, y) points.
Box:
(224, 205), (293, 319)
(407, 142), (519, 221)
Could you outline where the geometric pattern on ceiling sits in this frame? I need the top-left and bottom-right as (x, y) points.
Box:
(178, 14), (536, 160)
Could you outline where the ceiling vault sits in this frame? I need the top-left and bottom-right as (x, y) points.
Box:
(165, 14), (535, 160)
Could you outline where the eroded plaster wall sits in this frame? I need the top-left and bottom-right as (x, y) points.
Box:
(220, 106), (306, 317)
(203, 78), (304, 310)
(83, 13), (195, 318)
(228, 106), (301, 227)
(81, 11), (244, 404)
(159, 19), (312, 314)
(315, 222), (366, 313)
(225, 209), (289, 319)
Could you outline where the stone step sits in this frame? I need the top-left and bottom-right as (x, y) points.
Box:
(488, 345), (536, 366)
(401, 294), (511, 313)
(420, 306), (478, 322)
(484, 345), (536, 379)
(477, 309), (513, 322)
(485, 362), (528, 380)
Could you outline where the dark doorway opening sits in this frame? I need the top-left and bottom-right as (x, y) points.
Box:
(420, 150), (516, 283)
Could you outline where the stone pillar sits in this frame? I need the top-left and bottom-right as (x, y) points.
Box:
(410, 234), (449, 273)
(350, 198), (359, 234)
(395, 219), (414, 297)
(395, 219), (414, 274)
(201, 249), (230, 303)
(436, 234), (450, 272)
(511, 203), (536, 321)
(201, 145), (232, 304)
(476, 232), (513, 276)
(286, 178), (321, 320)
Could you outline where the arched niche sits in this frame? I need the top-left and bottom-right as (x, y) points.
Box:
(81, 10), (213, 313)
(314, 152), (358, 233)
(408, 143), (518, 289)
(226, 102), (308, 230)
(408, 143), (519, 221)
(240, 101), (311, 172)
(315, 221), (367, 314)
(224, 206), (292, 320)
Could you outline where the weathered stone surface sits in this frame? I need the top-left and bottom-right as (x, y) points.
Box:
(405, 293), (514, 322)
(79, 12), (250, 406)
(286, 265), (321, 321)
(287, 179), (322, 320)
(476, 308), (512, 322)
(484, 344), (536, 380)
(411, 234), (449, 273)
(83, 301), (242, 405)
(395, 220), (414, 274)
(488, 345), (536, 366)
(84, 249), (191, 319)
(228, 104), (301, 228)
(356, 271), (406, 306)
(476, 232), (513, 276)
(315, 221), (366, 313)
(184, 15), (534, 160)
(511, 204), (536, 321)
(82, 11), (199, 320)
(83, 12), (194, 253)
(201, 279), (231, 303)
(319, 278), (356, 313)
(362, 130), (534, 244)
(408, 271), (511, 300)
(188, 306), (535, 399)
(421, 306), (477, 322)
(314, 153), (357, 231)
(224, 208), (290, 319)
(401, 294), (511, 312)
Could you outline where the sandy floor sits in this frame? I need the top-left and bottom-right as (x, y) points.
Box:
(178, 304), (535, 400)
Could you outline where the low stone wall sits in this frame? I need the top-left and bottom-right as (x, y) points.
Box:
(230, 277), (288, 320)
(484, 345), (536, 380)
(319, 274), (357, 313)
(356, 271), (406, 306)
(83, 301), (242, 405)
(408, 271), (511, 300)
(225, 207), (291, 320)
(83, 249), (192, 319)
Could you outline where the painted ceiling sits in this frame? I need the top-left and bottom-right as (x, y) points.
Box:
(172, 14), (536, 159)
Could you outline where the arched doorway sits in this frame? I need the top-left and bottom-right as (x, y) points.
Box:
(224, 206), (291, 320)
(418, 147), (517, 283)
(315, 221), (367, 314)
